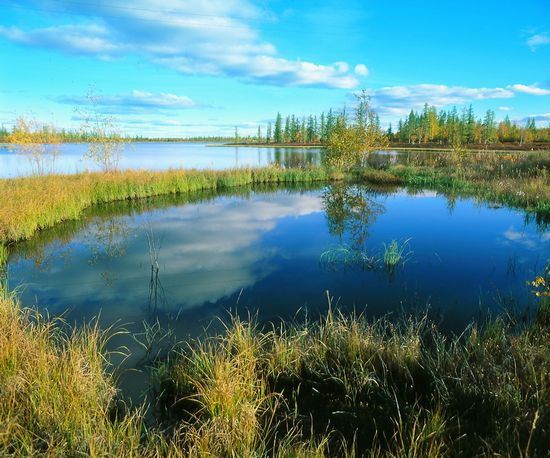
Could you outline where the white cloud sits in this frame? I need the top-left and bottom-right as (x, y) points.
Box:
(16, 192), (324, 315)
(527, 32), (550, 51)
(362, 83), (515, 116)
(354, 64), (369, 76)
(498, 106), (512, 111)
(509, 84), (550, 96)
(0, 1), (365, 89)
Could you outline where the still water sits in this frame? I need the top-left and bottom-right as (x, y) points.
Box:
(5, 183), (548, 396)
(0, 142), (323, 177)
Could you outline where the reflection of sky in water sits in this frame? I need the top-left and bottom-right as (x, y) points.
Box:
(9, 186), (549, 334)
(8, 185), (548, 399)
(0, 142), (323, 177)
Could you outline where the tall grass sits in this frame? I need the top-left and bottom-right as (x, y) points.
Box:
(0, 281), (547, 456)
(156, 306), (549, 456)
(0, 289), (146, 455)
(1, 151), (548, 245)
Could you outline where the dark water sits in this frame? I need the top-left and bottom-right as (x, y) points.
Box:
(6, 183), (549, 398)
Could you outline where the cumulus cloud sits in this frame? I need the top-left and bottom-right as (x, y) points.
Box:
(508, 83), (550, 96)
(498, 106), (512, 111)
(362, 83), (514, 116)
(527, 32), (550, 51)
(58, 90), (198, 114)
(0, 0), (366, 89)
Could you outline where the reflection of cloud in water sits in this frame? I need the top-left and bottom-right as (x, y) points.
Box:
(144, 193), (323, 307)
(394, 189), (438, 198)
(16, 192), (323, 320)
(501, 226), (550, 250)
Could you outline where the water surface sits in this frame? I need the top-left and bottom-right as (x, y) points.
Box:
(6, 184), (548, 397)
(0, 142), (322, 177)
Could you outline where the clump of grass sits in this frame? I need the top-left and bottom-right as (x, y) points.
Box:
(360, 167), (403, 185)
(0, 291), (145, 455)
(154, 316), (343, 456)
(383, 238), (412, 269)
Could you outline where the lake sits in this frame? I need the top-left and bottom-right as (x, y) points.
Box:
(5, 183), (548, 398)
(0, 142), (323, 177)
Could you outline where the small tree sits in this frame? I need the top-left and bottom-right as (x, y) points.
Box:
(7, 117), (61, 175)
(79, 91), (125, 173)
(324, 91), (388, 169)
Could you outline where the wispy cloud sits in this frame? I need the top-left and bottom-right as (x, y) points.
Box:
(0, 1), (366, 89)
(58, 90), (199, 114)
(502, 226), (550, 250)
(527, 32), (550, 51)
(508, 83), (550, 96)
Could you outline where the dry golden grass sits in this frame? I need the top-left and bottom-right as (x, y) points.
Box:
(0, 286), (145, 455)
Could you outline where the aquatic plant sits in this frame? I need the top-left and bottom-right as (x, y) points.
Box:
(383, 238), (412, 269)
(319, 243), (377, 270)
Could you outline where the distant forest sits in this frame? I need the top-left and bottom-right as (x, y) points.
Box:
(244, 104), (549, 147)
(1, 103), (548, 147)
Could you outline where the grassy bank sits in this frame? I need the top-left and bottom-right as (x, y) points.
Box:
(0, 286), (146, 455)
(155, 307), (549, 456)
(386, 150), (549, 217)
(0, 155), (548, 455)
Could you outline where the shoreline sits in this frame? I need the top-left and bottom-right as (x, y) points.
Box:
(217, 142), (550, 153)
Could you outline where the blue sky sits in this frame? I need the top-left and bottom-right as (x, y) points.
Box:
(0, 0), (549, 137)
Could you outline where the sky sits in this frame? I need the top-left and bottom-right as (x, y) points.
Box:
(0, 0), (549, 137)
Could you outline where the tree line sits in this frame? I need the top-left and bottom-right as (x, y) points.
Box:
(246, 104), (548, 147)
(390, 104), (548, 146)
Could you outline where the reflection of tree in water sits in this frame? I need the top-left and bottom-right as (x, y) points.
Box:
(86, 217), (132, 263)
(320, 184), (386, 272)
(272, 149), (322, 168)
(323, 184), (385, 250)
(85, 216), (133, 287)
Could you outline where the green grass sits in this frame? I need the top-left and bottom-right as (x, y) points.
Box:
(385, 150), (550, 217)
(383, 238), (412, 269)
(0, 244), (7, 268)
(0, 287), (146, 456)
(1, 151), (548, 245)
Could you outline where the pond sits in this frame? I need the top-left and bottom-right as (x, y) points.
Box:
(5, 183), (548, 398)
(0, 142), (323, 177)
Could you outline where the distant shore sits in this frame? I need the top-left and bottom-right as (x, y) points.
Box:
(219, 141), (549, 153)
